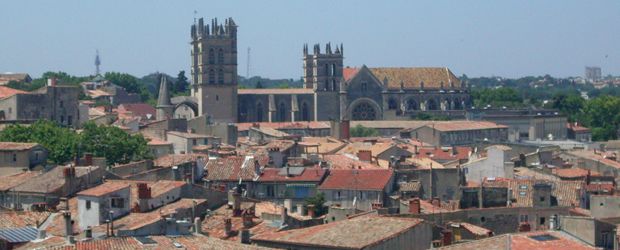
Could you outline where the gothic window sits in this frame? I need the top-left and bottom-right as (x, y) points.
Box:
(218, 69), (224, 84)
(256, 103), (264, 122)
(427, 99), (438, 110)
(388, 98), (398, 110)
(361, 82), (368, 92)
(407, 99), (418, 110)
(332, 64), (337, 76)
(278, 103), (286, 121)
(208, 69), (215, 84)
(351, 102), (377, 121)
(218, 49), (224, 64)
(301, 102), (310, 121)
(208, 48), (215, 64)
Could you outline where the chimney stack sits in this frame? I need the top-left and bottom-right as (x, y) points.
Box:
(224, 218), (232, 236)
(84, 153), (93, 166)
(63, 211), (72, 239)
(409, 198), (421, 214)
(307, 204), (316, 218)
(194, 217), (202, 234)
(441, 230), (452, 246)
(47, 77), (57, 87)
(280, 207), (288, 224)
(137, 182), (151, 212)
(357, 150), (372, 162)
(232, 190), (242, 217)
(240, 229), (251, 244)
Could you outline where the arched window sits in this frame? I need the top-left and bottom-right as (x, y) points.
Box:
(218, 49), (224, 64)
(351, 102), (377, 121)
(388, 98), (398, 110)
(208, 48), (215, 64)
(218, 69), (224, 84)
(256, 103), (264, 122)
(208, 69), (215, 84)
(278, 103), (286, 121)
(301, 102), (310, 121)
(406, 99), (418, 110)
(427, 99), (438, 110)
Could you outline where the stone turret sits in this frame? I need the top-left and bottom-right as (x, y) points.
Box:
(156, 74), (173, 120)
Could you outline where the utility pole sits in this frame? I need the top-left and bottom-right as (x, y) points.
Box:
(246, 47), (251, 78)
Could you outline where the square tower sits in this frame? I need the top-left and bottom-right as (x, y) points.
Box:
(303, 43), (343, 92)
(190, 17), (238, 123)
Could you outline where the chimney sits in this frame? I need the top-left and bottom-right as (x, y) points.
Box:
(63, 211), (72, 239)
(194, 217), (202, 234)
(357, 150), (372, 162)
(84, 153), (93, 166)
(280, 207), (288, 224)
(307, 204), (316, 218)
(341, 120), (350, 140)
(441, 230), (452, 246)
(283, 199), (293, 213)
(451, 145), (458, 157)
(242, 211), (253, 228)
(137, 182), (151, 212)
(47, 77), (57, 87)
(172, 166), (180, 180)
(240, 229), (251, 244)
(224, 218), (232, 236)
(518, 222), (531, 232)
(297, 204), (307, 216)
(431, 197), (441, 207)
(63, 167), (76, 195)
(409, 198), (421, 214)
(231, 190), (242, 216)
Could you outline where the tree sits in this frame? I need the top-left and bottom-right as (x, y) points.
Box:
(175, 70), (189, 94)
(79, 122), (152, 165)
(255, 81), (263, 89)
(548, 93), (585, 122)
(350, 124), (379, 137)
(305, 192), (327, 217)
(0, 120), (79, 164)
(104, 72), (140, 93)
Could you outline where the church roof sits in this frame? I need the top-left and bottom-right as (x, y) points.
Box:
(238, 88), (314, 95)
(368, 67), (462, 90)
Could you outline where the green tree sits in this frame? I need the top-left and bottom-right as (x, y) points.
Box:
(255, 81), (264, 89)
(580, 95), (620, 141)
(0, 120), (79, 164)
(79, 122), (152, 165)
(104, 72), (140, 93)
(305, 192), (327, 217)
(175, 71), (189, 94)
(350, 124), (379, 137)
(548, 93), (585, 122)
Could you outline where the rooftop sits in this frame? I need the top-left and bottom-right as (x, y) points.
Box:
(76, 182), (130, 197)
(319, 169), (393, 191)
(251, 215), (424, 249)
(369, 67), (462, 90)
(153, 153), (208, 168)
(322, 154), (384, 170)
(204, 155), (269, 182)
(0, 211), (51, 229)
(0, 86), (27, 99)
(0, 142), (40, 151)
(482, 177), (583, 207)
(238, 88), (314, 95)
(438, 231), (595, 250)
(0, 171), (41, 192)
(258, 166), (326, 183)
(424, 121), (507, 132)
(167, 131), (215, 139)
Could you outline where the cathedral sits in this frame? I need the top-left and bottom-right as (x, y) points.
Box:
(159, 17), (470, 123)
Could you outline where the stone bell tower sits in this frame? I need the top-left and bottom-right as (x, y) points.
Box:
(190, 17), (238, 123)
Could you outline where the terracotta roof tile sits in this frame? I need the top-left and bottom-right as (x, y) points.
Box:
(76, 182), (130, 197)
(204, 155), (269, 182)
(0, 142), (40, 151)
(426, 121), (507, 132)
(319, 169), (393, 191)
(0, 211), (51, 229)
(482, 177), (583, 207)
(322, 154), (384, 170)
(153, 153), (208, 168)
(0, 171), (41, 191)
(0, 86), (27, 99)
(117, 103), (156, 120)
(251, 215), (423, 249)
(369, 67), (462, 90)
(258, 166), (326, 182)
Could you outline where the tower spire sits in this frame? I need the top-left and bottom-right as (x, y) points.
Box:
(94, 50), (101, 76)
(156, 74), (173, 120)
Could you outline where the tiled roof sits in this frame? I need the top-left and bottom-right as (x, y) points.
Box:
(264, 140), (296, 152)
(117, 103), (156, 120)
(251, 215), (423, 249)
(238, 88), (314, 95)
(343, 67), (360, 81)
(319, 169), (393, 191)
(251, 127), (290, 138)
(438, 231), (595, 250)
(0, 142), (40, 151)
(426, 121), (507, 132)
(76, 182), (130, 197)
(553, 168), (597, 179)
(322, 154), (384, 170)
(236, 121), (330, 132)
(0, 211), (51, 229)
(87, 89), (113, 98)
(12, 166), (101, 194)
(258, 166), (326, 183)
(566, 150), (620, 169)
(482, 177), (583, 207)
(567, 123), (590, 132)
(298, 137), (346, 154)
(399, 181), (422, 192)
(204, 155), (269, 182)
(0, 86), (27, 99)
(153, 153), (208, 168)
(456, 222), (492, 236)
(0, 171), (41, 191)
(103, 180), (186, 206)
(415, 146), (471, 161)
(167, 131), (214, 139)
(369, 67), (462, 90)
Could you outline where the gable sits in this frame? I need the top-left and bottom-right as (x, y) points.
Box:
(345, 66), (384, 92)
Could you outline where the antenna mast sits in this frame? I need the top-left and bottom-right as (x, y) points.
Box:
(95, 50), (101, 76)
(246, 47), (251, 78)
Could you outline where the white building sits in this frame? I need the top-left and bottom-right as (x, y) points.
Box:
(77, 182), (131, 230)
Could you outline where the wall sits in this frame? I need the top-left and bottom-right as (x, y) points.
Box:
(395, 168), (461, 200)
(463, 147), (512, 183)
(560, 216), (615, 249)
(590, 195), (620, 219)
(77, 187), (131, 230)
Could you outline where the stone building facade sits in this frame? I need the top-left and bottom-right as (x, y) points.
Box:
(163, 17), (470, 123)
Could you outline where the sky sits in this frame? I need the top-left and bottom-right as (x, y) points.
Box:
(1, 0), (619, 79)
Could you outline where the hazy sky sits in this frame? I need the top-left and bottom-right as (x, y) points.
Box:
(1, 0), (619, 79)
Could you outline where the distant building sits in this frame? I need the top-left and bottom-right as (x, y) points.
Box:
(0, 142), (47, 176)
(318, 169), (394, 211)
(0, 73), (31, 86)
(0, 81), (82, 128)
(159, 17), (470, 124)
(76, 182), (131, 230)
(466, 109), (567, 141)
(401, 121), (508, 146)
(585, 66), (602, 81)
